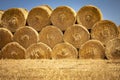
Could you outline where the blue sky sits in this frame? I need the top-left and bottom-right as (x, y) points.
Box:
(0, 0), (120, 25)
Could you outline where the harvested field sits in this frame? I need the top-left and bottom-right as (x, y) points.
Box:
(0, 60), (120, 80)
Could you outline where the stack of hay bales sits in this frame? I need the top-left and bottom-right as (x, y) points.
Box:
(0, 5), (120, 59)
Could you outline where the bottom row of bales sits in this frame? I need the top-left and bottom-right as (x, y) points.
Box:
(0, 38), (120, 59)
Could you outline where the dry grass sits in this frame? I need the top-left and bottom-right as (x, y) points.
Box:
(0, 59), (120, 80)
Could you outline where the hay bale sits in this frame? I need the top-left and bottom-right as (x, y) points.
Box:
(63, 24), (90, 48)
(0, 28), (13, 50)
(91, 20), (119, 45)
(26, 42), (52, 59)
(27, 5), (52, 31)
(76, 5), (102, 29)
(118, 25), (120, 38)
(50, 6), (76, 31)
(0, 50), (2, 59)
(105, 38), (120, 59)
(40, 5), (52, 11)
(0, 10), (4, 19)
(2, 42), (26, 59)
(79, 40), (105, 59)
(0, 10), (4, 18)
(0, 10), (4, 27)
(13, 26), (39, 49)
(52, 43), (78, 59)
(1, 8), (28, 32)
(39, 25), (63, 48)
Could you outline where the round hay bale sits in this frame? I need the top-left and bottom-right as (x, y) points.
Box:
(63, 24), (90, 48)
(1, 8), (28, 32)
(2, 42), (26, 59)
(0, 23), (3, 28)
(0, 10), (4, 24)
(91, 20), (119, 45)
(76, 5), (102, 29)
(52, 43), (78, 59)
(39, 25), (63, 48)
(13, 26), (39, 49)
(79, 40), (105, 59)
(50, 6), (76, 31)
(0, 10), (4, 28)
(118, 25), (120, 38)
(26, 42), (52, 59)
(0, 28), (13, 50)
(0, 50), (2, 59)
(27, 5), (52, 31)
(105, 38), (120, 59)
(40, 5), (52, 11)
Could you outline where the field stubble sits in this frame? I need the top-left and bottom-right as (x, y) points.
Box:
(0, 59), (120, 80)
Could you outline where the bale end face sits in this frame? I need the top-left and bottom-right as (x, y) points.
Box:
(1, 8), (28, 32)
(91, 20), (119, 45)
(50, 6), (76, 31)
(76, 5), (102, 29)
(2, 42), (26, 59)
(13, 26), (39, 49)
(27, 5), (52, 31)
(79, 40), (105, 59)
(52, 43), (78, 59)
(26, 42), (52, 59)
(39, 25), (63, 48)
(0, 28), (13, 50)
(105, 38), (120, 60)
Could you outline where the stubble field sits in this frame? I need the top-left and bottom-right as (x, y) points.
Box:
(0, 59), (120, 80)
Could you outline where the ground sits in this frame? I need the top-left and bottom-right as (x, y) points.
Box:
(0, 59), (120, 80)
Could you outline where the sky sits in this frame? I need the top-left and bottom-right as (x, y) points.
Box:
(0, 0), (120, 25)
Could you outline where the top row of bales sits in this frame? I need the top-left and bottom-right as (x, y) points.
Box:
(0, 5), (103, 32)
